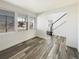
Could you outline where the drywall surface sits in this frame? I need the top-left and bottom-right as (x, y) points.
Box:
(37, 4), (78, 48)
(0, 30), (36, 51)
(0, 0), (36, 16)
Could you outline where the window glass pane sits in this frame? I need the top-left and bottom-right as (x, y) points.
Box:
(25, 17), (28, 30)
(7, 16), (14, 32)
(0, 15), (6, 33)
(29, 16), (34, 29)
(18, 17), (26, 31)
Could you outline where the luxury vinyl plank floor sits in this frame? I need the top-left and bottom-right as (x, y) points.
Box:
(0, 37), (79, 59)
(66, 47), (79, 59)
(19, 37), (79, 59)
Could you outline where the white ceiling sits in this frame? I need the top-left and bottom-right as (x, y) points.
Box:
(3, 0), (77, 13)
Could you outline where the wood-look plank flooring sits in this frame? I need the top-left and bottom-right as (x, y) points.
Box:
(66, 47), (79, 59)
(20, 37), (79, 59)
(0, 36), (79, 59)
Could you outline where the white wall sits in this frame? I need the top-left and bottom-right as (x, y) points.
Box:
(37, 4), (78, 48)
(0, 1), (36, 51)
(0, 30), (36, 51)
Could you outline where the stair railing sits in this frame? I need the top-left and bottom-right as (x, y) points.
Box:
(47, 13), (67, 36)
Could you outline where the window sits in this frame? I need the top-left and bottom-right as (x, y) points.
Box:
(0, 9), (15, 33)
(17, 15), (35, 31)
(7, 16), (14, 32)
(0, 15), (14, 33)
(28, 16), (35, 29)
(0, 15), (6, 32)
(0, 9), (36, 33)
(17, 16), (28, 31)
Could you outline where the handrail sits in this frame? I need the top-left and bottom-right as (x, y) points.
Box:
(53, 21), (66, 30)
(52, 13), (67, 25)
(47, 13), (67, 36)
